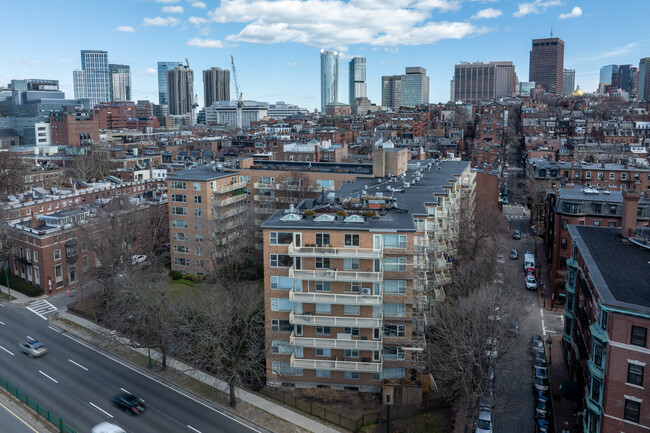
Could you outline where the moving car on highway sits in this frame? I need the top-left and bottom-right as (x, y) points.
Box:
(18, 340), (47, 358)
(112, 393), (146, 415)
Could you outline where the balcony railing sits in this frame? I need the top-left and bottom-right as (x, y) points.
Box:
(214, 181), (246, 194)
(289, 288), (382, 305)
(214, 194), (247, 207)
(288, 242), (383, 259)
(289, 310), (383, 328)
(290, 332), (382, 350)
(289, 266), (382, 283)
(253, 182), (275, 190)
(290, 353), (382, 372)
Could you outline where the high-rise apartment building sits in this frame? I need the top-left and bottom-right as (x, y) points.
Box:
(349, 57), (367, 105)
(320, 50), (339, 113)
(157, 61), (184, 105)
(203, 67), (230, 108)
(381, 75), (402, 108)
(637, 65), (647, 97)
(452, 61), (516, 104)
(167, 66), (194, 116)
(382, 67), (429, 108)
(73, 50), (111, 108)
(562, 69), (575, 95)
(109, 64), (131, 102)
(618, 64), (633, 93)
(529, 37), (564, 94)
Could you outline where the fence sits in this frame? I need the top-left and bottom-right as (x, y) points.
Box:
(0, 374), (78, 433)
(258, 387), (446, 432)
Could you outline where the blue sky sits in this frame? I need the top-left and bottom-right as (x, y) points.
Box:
(2, 0), (648, 111)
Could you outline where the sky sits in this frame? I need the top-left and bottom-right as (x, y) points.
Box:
(2, 0), (649, 111)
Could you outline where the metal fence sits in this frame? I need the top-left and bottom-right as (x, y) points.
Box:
(0, 375), (78, 433)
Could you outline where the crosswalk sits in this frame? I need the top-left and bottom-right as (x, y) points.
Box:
(26, 300), (58, 320)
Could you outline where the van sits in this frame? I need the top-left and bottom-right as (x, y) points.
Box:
(523, 252), (535, 271)
(92, 423), (126, 433)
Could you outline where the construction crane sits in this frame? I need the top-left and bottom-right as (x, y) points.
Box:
(185, 58), (190, 69)
(230, 55), (244, 131)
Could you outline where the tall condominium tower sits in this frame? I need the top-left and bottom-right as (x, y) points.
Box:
(158, 61), (184, 105)
(73, 50), (111, 107)
(381, 75), (402, 108)
(401, 67), (429, 107)
(349, 57), (367, 105)
(453, 61), (516, 104)
(320, 50), (339, 113)
(167, 66), (194, 115)
(639, 58), (650, 101)
(203, 67), (230, 108)
(529, 37), (564, 94)
(563, 69), (575, 95)
(109, 64), (131, 102)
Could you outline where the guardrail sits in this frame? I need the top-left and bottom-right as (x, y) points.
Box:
(0, 374), (78, 433)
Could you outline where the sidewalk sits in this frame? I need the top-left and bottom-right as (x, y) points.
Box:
(0, 283), (48, 305)
(55, 312), (342, 433)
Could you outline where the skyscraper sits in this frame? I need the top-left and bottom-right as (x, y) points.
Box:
(203, 67), (230, 108)
(563, 69), (575, 95)
(109, 64), (131, 102)
(400, 67), (429, 107)
(639, 58), (650, 101)
(599, 64), (617, 87)
(73, 50), (111, 107)
(617, 65), (635, 93)
(381, 75), (402, 108)
(167, 66), (194, 116)
(453, 61), (516, 104)
(349, 57), (367, 105)
(158, 61), (184, 105)
(529, 37), (564, 94)
(320, 50), (339, 113)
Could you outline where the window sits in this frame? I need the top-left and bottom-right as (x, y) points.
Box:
(564, 317), (572, 336)
(344, 258), (359, 271)
(585, 171), (591, 179)
(609, 173), (615, 180)
(344, 349), (359, 358)
(345, 282), (361, 293)
(54, 249), (61, 260)
(627, 363), (644, 386)
(316, 179), (334, 189)
(624, 399), (640, 423)
(315, 281), (331, 292)
(594, 220), (600, 226)
(270, 232), (293, 245)
(174, 257), (190, 266)
(193, 182), (201, 191)
(621, 172), (627, 181)
(344, 371), (359, 379)
(384, 234), (407, 248)
(631, 326), (647, 347)
(171, 194), (187, 203)
(316, 348), (331, 357)
(344, 305), (360, 315)
(590, 377), (601, 403)
(384, 324), (406, 337)
(82, 256), (89, 271)
(195, 247), (202, 256)
(54, 264), (63, 282)
(600, 310), (608, 331)
(384, 257), (407, 272)
(194, 221), (202, 230)
(272, 361), (302, 376)
(384, 280), (407, 294)
(315, 233), (330, 247)
(593, 203), (602, 213)
(193, 195), (202, 204)
(315, 257), (331, 269)
(194, 208), (202, 217)
(316, 370), (331, 378)
(270, 254), (292, 267)
(384, 347), (405, 360)
(561, 238), (567, 249)
(271, 319), (293, 333)
(316, 303), (331, 314)
(33, 251), (38, 263)
(345, 234), (360, 247)
(593, 344), (604, 368)
(174, 245), (189, 253)
(608, 221), (616, 227)
(344, 327), (359, 336)
(562, 219), (568, 230)
(315, 326), (331, 335)
(384, 303), (406, 317)
(271, 340), (293, 354)
(195, 234), (203, 243)
(172, 207), (187, 215)
(173, 232), (189, 240)
(170, 181), (186, 189)
(271, 298), (293, 312)
(566, 293), (574, 311)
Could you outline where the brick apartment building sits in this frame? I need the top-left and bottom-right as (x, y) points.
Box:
(262, 160), (475, 401)
(94, 102), (160, 130)
(49, 107), (99, 147)
(562, 209), (650, 432)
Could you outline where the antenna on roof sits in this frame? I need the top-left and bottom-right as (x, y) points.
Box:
(550, 26), (553, 38)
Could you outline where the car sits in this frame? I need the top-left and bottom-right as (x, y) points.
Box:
(525, 276), (538, 290)
(510, 249), (518, 260)
(92, 423), (126, 433)
(536, 419), (551, 433)
(535, 399), (550, 420)
(513, 230), (521, 240)
(502, 196), (508, 204)
(131, 255), (147, 265)
(533, 375), (549, 393)
(18, 340), (47, 358)
(526, 267), (536, 277)
(534, 366), (548, 382)
(496, 254), (505, 264)
(532, 335), (545, 355)
(533, 355), (548, 369)
(111, 394), (146, 416)
(476, 407), (494, 433)
(508, 317), (520, 336)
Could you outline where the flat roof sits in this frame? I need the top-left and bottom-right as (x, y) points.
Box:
(166, 166), (238, 181)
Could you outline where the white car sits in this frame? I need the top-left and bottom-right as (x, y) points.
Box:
(92, 423), (126, 433)
(18, 340), (48, 358)
(476, 407), (494, 433)
(525, 276), (538, 290)
(131, 255), (147, 265)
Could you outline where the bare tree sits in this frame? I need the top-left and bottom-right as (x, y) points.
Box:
(273, 171), (317, 209)
(64, 153), (108, 182)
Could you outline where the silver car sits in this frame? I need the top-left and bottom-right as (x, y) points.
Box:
(18, 340), (48, 358)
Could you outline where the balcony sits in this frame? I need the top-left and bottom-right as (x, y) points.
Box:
(214, 194), (247, 207)
(253, 195), (275, 203)
(289, 287), (382, 305)
(214, 181), (246, 194)
(290, 353), (382, 373)
(289, 310), (383, 328)
(288, 242), (383, 259)
(289, 266), (383, 283)
(254, 182), (275, 190)
(290, 332), (382, 350)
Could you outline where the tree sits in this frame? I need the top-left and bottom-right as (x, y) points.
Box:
(273, 171), (317, 210)
(64, 153), (109, 182)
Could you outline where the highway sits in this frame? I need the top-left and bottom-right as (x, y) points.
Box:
(0, 303), (263, 433)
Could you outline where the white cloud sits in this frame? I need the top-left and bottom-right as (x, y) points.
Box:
(140, 68), (157, 75)
(210, 0), (485, 48)
(192, 1), (207, 8)
(471, 8), (502, 19)
(559, 6), (582, 19)
(10, 59), (46, 65)
(116, 25), (136, 32)
(155, 0), (179, 3)
(189, 16), (210, 25)
(513, 0), (561, 18)
(187, 37), (224, 48)
(162, 5), (184, 13)
(142, 16), (180, 26)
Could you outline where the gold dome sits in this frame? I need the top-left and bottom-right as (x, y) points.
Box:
(572, 85), (584, 97)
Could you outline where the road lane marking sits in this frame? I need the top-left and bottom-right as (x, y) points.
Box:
(38, 371), (58, 383)
(89, 402), (113, 418)
(0, 400), (40, 433)
(48, 326), (60, 333)
(0, 346), (14, 356)
(0, 321), (5, 325)
(69, 359), (88, 371)
(120, 388), (130, 394)
(188, 426), (202, 433)
(26, 336), (35, 341)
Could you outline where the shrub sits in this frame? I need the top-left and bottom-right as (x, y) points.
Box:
(169, 270), (183, 280)
(363, 211), (376, 218)
(0, 271), (44, 297)
(336, 210), (347, 217)
(304, 210), (316, 216)
(182, 273), (197, 282)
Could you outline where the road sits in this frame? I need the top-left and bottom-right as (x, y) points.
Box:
(0, 302), (262, 433)
(0, 391), (54, 433)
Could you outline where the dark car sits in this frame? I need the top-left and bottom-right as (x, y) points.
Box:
(534, 355), (548, 369)
(533, 375), (549, 393)
(111, 394), (146, 415)
(536, 419), (551, 433)
(513, 230), (521, 240)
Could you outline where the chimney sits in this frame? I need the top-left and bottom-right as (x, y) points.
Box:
(601, 161), (605, 168)
(621, 190), (641, 238)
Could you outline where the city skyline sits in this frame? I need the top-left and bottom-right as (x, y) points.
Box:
(2, 1), (649, 109)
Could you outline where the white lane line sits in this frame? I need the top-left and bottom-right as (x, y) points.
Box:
(0, 346), (14, 356)
(39, 370), (58, 383)
(26, 336), (34, 341)
(89, 402), (113, 418)
(187, 425), (202, 433)
(0, 321), (4, 325)
(120, 388), (130, 394)
(540, 308), (547, 336)
(62, 332), (263, 433)
(27, 309), (48, 320)
(69, 359), (88, 371)
(48, 326), (60, 333)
